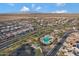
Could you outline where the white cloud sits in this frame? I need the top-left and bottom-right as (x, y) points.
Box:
(32, 4), (35, 9)
(31, 4), (42, 11)
(56, 3), (65, 6)
(8, 3), (15, 6)
(32, 4), (37, 11)
(35, 6), (42, 11)
(20, 6), (30, 12)
(52, 10), (67, 13)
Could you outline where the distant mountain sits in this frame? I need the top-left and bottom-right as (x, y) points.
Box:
(19, 11), (45, 14)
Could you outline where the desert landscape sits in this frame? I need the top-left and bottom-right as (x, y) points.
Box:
(0, 13), (79, 56)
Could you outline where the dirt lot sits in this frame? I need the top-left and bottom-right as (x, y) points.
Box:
(0, 13), (79, 21)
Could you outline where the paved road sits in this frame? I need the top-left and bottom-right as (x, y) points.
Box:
(0, 20), (35, 51)
(46, 30), (79, 56)
(0, 29), (36, 50)
(0, 34), (26, 50)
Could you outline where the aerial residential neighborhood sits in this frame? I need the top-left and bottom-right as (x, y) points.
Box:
(0, 3), (79, 56)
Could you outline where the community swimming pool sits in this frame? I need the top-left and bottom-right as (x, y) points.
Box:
(40, 35), (53, 45)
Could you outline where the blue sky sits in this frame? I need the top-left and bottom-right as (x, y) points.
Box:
(0, 3), (79, 13)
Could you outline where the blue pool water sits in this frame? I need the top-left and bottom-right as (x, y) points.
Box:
(41, 35), (52, 44)
(43, 35), (50, 42)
